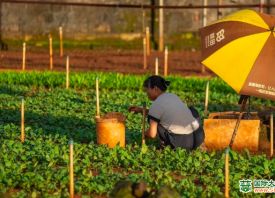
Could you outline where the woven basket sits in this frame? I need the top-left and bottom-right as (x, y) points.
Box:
(95, 112), (126, 148)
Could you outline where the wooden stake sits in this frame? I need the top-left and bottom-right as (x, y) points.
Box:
(66, 56), (69, 89)
(142, 102), (146, 145)
(21, 97), (25, 143)
(225, 148), (229, 198)
(201, 65), (206, 73)
(155, 58), (159, 75)
(69, 140), (74, 198)
(49, 34), (53, 70)
(146, 26), (150, 56)
(164, 46), (168, 77)
(96, 78), (100, 117)
(143, 37), (147, 70)
(271, 113), (274, 157)
(59, 26), (63, 58)
(159, 0), (164, 52)
(204, 81), (209, 116)
(22, 42), (26, 71)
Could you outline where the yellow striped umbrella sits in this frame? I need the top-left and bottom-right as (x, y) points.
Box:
(200, 9), (275, 101)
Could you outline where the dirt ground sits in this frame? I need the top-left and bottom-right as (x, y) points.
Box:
(0, 49), (213, 76)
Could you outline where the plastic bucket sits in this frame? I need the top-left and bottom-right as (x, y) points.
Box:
(95, 112), (125, 148)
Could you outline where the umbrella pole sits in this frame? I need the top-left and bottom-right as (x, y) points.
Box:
(229, 96), (249, 148)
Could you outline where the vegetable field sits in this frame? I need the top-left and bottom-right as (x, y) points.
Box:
(0, 72), (274, 198)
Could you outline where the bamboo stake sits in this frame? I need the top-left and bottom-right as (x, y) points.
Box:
(155, 57), (159, 75)
(164, 46), (168, 77)
(146, 26), (150, 56)
(225, 148), (229, 198)
(22, 42), (26, 71)
(49, 34), (53, 70)
(204, 81), (209, 116)
(142, 102), (146, 145)
(96, 78), (100, 117)
(143, 37), (147, 69)
(69, 140), (74, 198)
(159, 0), (164, 52)
(66, 56), (69, 89)
(59, 26), (63, 58)
(21, 97), (25, 143)
(271, 113), (274, 157)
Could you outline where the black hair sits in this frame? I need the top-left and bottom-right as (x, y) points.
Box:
(143, 75), (170, 91)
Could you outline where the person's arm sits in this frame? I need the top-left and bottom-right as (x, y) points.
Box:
(128, 106), (149, 114)
(145, 119), (158, 139)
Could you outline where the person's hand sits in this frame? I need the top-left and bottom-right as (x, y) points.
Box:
(128, 106), (142, 114)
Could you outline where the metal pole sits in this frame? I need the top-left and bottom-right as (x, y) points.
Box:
(0, 2), (6, 50)
(217, 0), (222, 19)
(260, 0), (265, 13)
(201, 0), (208, 73)
(0, 2), (2, 43)
(158, 0), (164, 52)
(203, 0), (208, 27)
(267, 0), (271, 14)
(142, 9), (146, 34)
(146, 26), (150, 56)
(150, 0), (155, 49)
(229, 96), (249, 148)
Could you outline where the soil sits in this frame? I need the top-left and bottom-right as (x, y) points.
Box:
(0, 49), (213, 76)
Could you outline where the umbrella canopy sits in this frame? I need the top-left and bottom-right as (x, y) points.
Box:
(200, 9), (275, 101)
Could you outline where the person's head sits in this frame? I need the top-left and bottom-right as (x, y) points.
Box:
(143, 75), (170, 101)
